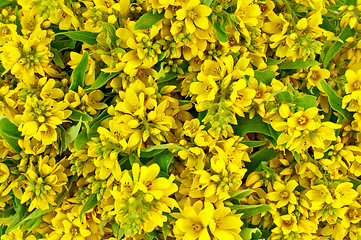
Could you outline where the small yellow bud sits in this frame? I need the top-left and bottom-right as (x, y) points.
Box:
(108, 15), (117, 24)
(2, 9), (8, 17)
(42, 20), (51, 29)
(279, 103), (290, 118)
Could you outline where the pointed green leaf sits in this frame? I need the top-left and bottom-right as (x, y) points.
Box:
(254, 70), (275, 85)
(233, 114), (274, 138)
(294, 94), (318, 109)
(320, 79), (353, 121)
(80, 194), (100, 218)
(140, 149), (165, 158)
(230, 204), (272, 218)
(68, 108), (93, 122)
(101, 22), (117, 46)
(54, 31), (98, 45)
(278, 59), (319, 70)
(74, 129), (90, 150)
(84, 72), (119, 93)
(211, 18), (228, 42)
(70, 52), (88, 91)
(266, 58), (284, 66)
(240, 228), (263, 240)
(0, 117), (23, 154)
(246, 147), (280, 174)
(229, 189), (254, 199)
(134, 11), (165, 30)
(154, 150), (175, 173)
(51, 49), (65, 68)
(63, 118), (83, 150)
(322, 25), (354, 67)
(241, 140), (269, 148)
(141, 144), (188, 153)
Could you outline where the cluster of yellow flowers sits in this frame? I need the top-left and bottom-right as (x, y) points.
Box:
(1, 0), (361, 239)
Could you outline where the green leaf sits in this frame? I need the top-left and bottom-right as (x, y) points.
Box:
(0, 0), (16, 8)
(68, 108), (93, 122)
(349, 177), (361, 189)
(233, 114), (274, 138)
(266, 57), (284, 66)
(0, 117), (23, 154)
(87, 110), (110, 137)
(157, 60), (188, 83)
(51, 39), (76, 51)
(154, 150), (175, 173)
(63, 118), (83, 150)
(74, 129), (90, 150)
(246, 147), (280, 174)
(162, 222), (168, 240)
(50, 49), (65, 68)
(54, 31), (98, 45)
(84, 72), (119, 93)
(254, 70), (275, 85)
(70, 52), (88, 91)
(145, 231), (161, 240)
(134, 11), (165, 30)
(240, 228), (263, 240)
(15, 6), (21, 35)
(320, 79), (353, 121)
(7, 208), (48, 233)
(241, 140), (269, 148)
(320, 15), (337, 33)
(22, 215), (43, 231)
(294, 94), (318, 109)
(101, 22), (117, 46)
(229, 189), (254, 199)
(322, 26), (354, 67)
(80, 194), (101, 219)
(141, 144), (188, 153)
(201, 0), (213, 6)
(278, 59), (319, 70)
(275, 91), (293, 103)
(211, 18), (228, 42)
(140, 149), (165, 158)
(230, 204), (272, 218)
(320, 37), (343, 66)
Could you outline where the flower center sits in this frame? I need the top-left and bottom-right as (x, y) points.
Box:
(297, 116), (308, 126)
(192, 223), (202, 231)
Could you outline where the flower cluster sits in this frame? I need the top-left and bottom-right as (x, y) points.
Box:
(1, 0), (361, 239)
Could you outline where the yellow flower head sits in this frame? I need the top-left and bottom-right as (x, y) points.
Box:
(267, 180), (298, 208)
(176, 0), (212, 34)
(174, 199), (214, 240)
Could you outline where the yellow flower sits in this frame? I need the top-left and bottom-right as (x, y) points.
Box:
(307, 66), (330, 90)
(273, 214), (298, 235)
(19, 96), (70, 145)
(209, 202), (243, 240)
(190, 76), (219, 105)
(65, 87), (107, 115)
(0, 28), (53, 82)
(230, 78), (256, 117)
(305, 184), (333, 210)
(333, 182), (358, 208)
(21, 156), (67, 211)
(263, 12), (289, 41)
(111, 163), (178, 237)
(267, 180), (298, 208)
(176, 0), (212, 34)
(287, 107), (319, 131)
(50, 5), (80, 30)
(345, 69), (361, 94)
(0, 163), (10, 183)
(341, 204), (361, 228)
(235, 0), (262, 28)
(173, 199), (214, 240)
